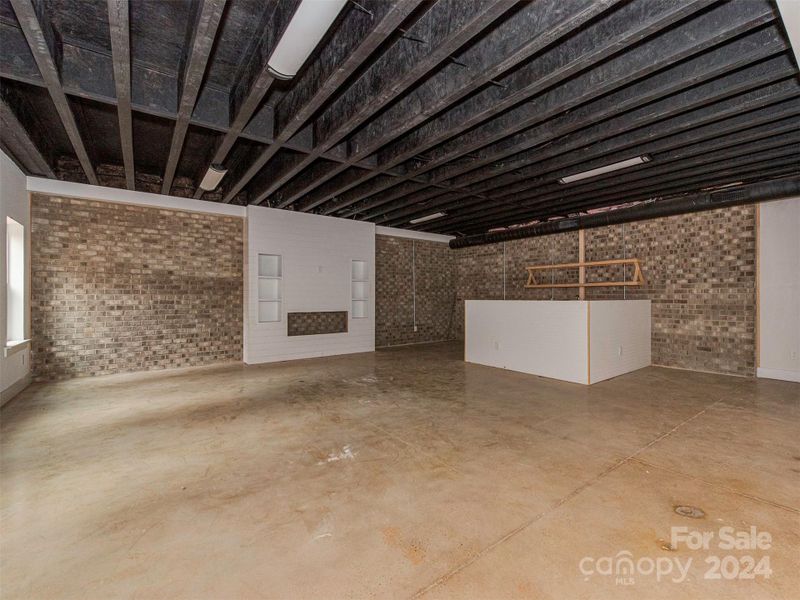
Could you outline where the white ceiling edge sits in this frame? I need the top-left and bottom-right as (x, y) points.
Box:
(26, 177), (247, 217)
(375, 225), (454, 243)
(777, 0), (800, 68)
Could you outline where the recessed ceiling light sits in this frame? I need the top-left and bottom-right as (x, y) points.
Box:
(409, 211), (447, 224)
(267, 0), (349, 80)
(199, 164), (227, 191)
(558, 155), (651, 184)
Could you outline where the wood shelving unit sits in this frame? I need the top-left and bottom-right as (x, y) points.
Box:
(525, 258), (645, 290)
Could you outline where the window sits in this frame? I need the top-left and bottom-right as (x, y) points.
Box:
(6, 217), (24, 344)
(351, 260), (368, 319)
(257, 254), (282, 322)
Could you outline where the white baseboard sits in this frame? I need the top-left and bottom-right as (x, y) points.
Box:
(757, 367), (800, 383)
(1, 373), (32, 407)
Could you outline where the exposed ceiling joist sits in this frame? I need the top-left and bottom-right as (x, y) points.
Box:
(192, 0), (299, 199)
(107, 0), (134, 190)
(453, 162), (800, 235)
(233, 0), (515, 206)
(352, 25), (790, 221)
(0, 94), (55, 177)
(378, 51), (798, 224)
(332, 0), (778, 219)
(10, 0), (98, 184)
(161, 0), (227, 195)
(307, 0), (723, 215)
(414, 93), (800, 232)
(422, 141), (800, 233)
(219, 0), (426, 203)
(1, 0), (796, 235)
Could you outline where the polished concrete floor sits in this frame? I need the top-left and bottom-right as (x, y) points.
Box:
(1, 342), (798, 599)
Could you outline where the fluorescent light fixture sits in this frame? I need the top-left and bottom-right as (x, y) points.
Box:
(558, 155), (651, 184)
(409, 212), (447, 224)
(267, 0), (349, 80)
(199, 164), (228, 191)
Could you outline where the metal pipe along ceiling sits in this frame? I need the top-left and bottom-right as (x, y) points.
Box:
(449, 178), (800, 249)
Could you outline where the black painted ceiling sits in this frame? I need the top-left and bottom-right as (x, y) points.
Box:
(1, 0), (798, 236)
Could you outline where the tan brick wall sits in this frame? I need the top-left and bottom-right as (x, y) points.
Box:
(375, 235), (456, 347)
(583, 205), (756, 376)
(30, 194), (243, 381)
(287, 311), (348, 336)
(451, 205), (757, 377)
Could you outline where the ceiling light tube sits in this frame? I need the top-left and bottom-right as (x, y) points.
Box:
(199, 164), (228, 191)
(267, 0), (349, 80)
(409, 211), (447, 224)
(558, 155), (651, 184)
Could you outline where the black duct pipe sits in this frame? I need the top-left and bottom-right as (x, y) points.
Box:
(448, 177), (800, 249)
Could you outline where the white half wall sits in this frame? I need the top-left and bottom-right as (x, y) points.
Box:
(1, 150), (31, 404)
(466, 300), (589, 384)
(245, 205), (375, 363)
(465, 300), (651, 385)
(758, 198), (800, 383)
(589, 300), (651, 384)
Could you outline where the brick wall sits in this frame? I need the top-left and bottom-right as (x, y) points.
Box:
(287, 311), (348, 336)
(451, 205), (757, 377)
(30, 194), (243, 381)
(375, 235), (456, 347)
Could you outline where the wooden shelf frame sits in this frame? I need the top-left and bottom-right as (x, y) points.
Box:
(525, 258), (645, 289)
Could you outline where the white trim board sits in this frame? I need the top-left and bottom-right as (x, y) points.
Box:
(777, 1), (800, 69)
(757, 368), (800, 383)
(375, 226), (453, 243)
(26, 177), (246, 217)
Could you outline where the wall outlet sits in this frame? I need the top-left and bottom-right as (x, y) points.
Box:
(792, 350), (798, 361)
(413, 325), (418, 332)
(618, 345), (623, 356)
(494, 341), (500, 350)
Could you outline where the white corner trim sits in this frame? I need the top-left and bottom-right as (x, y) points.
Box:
(757, 367), (800, 383)
(776, 1), (800, 69)
(26, 177), (247, 218)
(1, 373), (31, 407)
(375, 225), (454, 243)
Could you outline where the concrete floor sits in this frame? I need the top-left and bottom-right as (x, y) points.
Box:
(1, 342), (798, 599)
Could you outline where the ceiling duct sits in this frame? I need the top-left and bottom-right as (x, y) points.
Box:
(449, 177), (800, 249)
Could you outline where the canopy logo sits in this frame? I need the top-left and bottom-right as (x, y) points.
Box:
(578, 526), (773, 586)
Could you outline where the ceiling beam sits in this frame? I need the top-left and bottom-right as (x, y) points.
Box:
(219, 0), (426, 203)
(0, 95), (55, 177)
(419, 135), (800, 232)
(257, 0), (521, 208)
(377, 51), (798, 224)
(304, 0), (720, 215)
(193, 1), (299, 199)
(408, 91), (800, 230)
(107, 0), (134, 190)
(0, 12), (418, 180)
(10, 0), (98, 184)
(161, 0), (227, 195)
(281, 0), (626, 212)
(355, 28), (790, 220)
(450, 161), (800, 236)
(337, 0), (780, 219)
